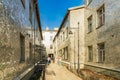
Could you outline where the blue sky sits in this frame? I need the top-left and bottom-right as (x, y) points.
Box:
(38, 0), (83, 30)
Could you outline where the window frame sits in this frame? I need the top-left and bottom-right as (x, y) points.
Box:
(64, 47), (68, 60)
(97, 43), (105, 63)
(88, 46), (93, 62)
(20, 33), (25, 63)
(63, 32), (65, 41)
(97, 4), (105, 28)
(29, 1), (33, 24)
(50, 45), (53, 49)
(87, 15), (93, 33)
(21, 0), (25, 8)
(66, 27), (69, 39)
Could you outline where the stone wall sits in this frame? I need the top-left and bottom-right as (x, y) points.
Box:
(0, 0), (35, 79)
(84, 0), (120, 79)
(70, 7), (86, 69)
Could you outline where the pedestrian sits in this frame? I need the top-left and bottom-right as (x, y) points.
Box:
(47, 56), (51, 65)
(58, 56), (62, 66)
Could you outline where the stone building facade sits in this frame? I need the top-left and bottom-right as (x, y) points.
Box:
(53, 0), (120, 79)
(83, 0), (120, 79)
(53, 5), (86, 71)
(42, 27), (58, 58)
(0, 0), (43, 79)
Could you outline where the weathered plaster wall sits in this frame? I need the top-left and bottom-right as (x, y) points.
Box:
(0, 0), (33, 79)
(84, 0), (120, 79)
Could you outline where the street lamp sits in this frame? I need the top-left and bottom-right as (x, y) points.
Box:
(78, 22), (80, 72)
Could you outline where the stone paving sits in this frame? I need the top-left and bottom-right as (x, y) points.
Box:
(44, 63), (82, 80)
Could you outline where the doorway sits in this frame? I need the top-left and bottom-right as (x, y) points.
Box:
(48, 54), (54, 60)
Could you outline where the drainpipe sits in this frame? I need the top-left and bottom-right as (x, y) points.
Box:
(78, 22), (80, 72)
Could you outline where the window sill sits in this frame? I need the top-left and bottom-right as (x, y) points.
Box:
(96, 61), (105, 63)
(96, 24), (104, 29)
(87, 31), (92, 34)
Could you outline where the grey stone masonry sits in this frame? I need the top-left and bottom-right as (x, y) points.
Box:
(0, 0), (40, 80)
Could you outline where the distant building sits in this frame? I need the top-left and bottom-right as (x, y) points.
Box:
(42, 27), (58, 58)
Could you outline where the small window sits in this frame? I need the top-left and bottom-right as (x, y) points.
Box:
(88, 46), (93, 62)
(97, 5), (105, 28)
(88, 15), (92, 33)
(61, 35), (62, 42)
(29, 1), (32, 23)
(63, 32), (65, 41)
(50, 45), (53, 49)
(21, 0), (25, 8)
(97, 43), (105, 62)
(66, 27), (68, 38)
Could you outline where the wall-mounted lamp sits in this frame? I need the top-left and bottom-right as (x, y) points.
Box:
(69, 30), (73, 35)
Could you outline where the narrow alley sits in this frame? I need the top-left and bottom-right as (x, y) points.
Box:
(0, 0), (120, 80)
(45, 63), (82, 80)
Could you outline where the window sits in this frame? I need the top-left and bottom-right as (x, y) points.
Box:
(97, 43), (105, 62)
(66, 27), (68, 38)
(50, 36), (53, 41)
(97, 5), (105, 27)
(88, 46), (93, 62)
(63, 32), (65, 41)
(50, 45), (53, 49)
(20, 34), (25, 62)
(29, 1), (32, 23)
(64, 47), (68, 60)
(88, 15), (92, 33)
(29, 43), (32, 60)
(21, 0), (25, 8)
(61, 35), (62, 42)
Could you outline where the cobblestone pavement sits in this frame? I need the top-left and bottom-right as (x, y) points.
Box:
(44, 63), (82, 80)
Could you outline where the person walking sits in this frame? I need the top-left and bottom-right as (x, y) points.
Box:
(47, 57), (51, 65)
(58, 56), (62, 66)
